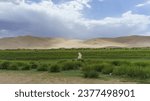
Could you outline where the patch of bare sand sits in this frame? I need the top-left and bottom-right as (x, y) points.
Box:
(50, 38), (128, 49)
(2, 35), (150, 49)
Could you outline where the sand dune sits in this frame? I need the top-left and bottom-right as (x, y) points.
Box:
(0, 35), (150, 49)
(100, 35), (150, 47)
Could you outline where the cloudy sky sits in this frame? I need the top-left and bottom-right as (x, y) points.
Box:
(0, 0), (150, 39)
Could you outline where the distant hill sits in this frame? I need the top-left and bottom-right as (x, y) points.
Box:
(0, 35), (150, 49)
(0, 36), (64, 49)
(100, 35), (150, 47)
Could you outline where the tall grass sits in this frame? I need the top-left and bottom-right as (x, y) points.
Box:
(37, 64), (49, 71)
(49, 64), (61, 73)
(113, 63), (150, 79)
(0, 61), (10, 69)
(82, 65), (99, 78)
(2, 48), (150, 60)
(7, 63), (19, 70)
(0, 53), (150, 79)
(111, 60), (131, 66)
(29, 62), (38, 69)
(61, 61), (83, 71)
(20, 63), (31, 70)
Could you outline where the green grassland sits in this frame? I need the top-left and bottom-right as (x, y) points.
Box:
(0, 48), (150, 83)
(1, 48), (150, 60)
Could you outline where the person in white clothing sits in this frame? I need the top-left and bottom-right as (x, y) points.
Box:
(77, 52), (82, 60)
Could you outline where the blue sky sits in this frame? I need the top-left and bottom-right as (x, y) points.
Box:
(31, 0), (149, 19)
(0, 0), (150, 39)
(85, 0), (146, 19)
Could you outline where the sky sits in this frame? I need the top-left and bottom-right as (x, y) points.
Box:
(0, 0), (150, 39)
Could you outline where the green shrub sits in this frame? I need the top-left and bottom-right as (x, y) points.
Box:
(83, 70), (99, 78)
(111, 60), (131, 66)
(133, 62), (149, 67)
(29, 62), (38, 69)
(111, 61), (122, 66)
(126, 65), (148, 78)
(61, 61), (82, 71)
(20, 64), (30, 70)
(101, 64), (114, 74)
(0, 61), (11, 69)
(113, 65), (128, 76)
(92, 63), (111, 72)
(7, 63), (19, 70)
(82, 65), (99, 78)
(37, 64), (49, 71)
(49, 64), (61, 72)
(113, 64), (150, 79)
(142, 67), (150, 78)
(15, 62), (25, 66)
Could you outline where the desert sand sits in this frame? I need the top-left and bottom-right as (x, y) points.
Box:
(0, 35), (150, 49)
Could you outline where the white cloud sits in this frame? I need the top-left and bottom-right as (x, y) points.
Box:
(84, 11), (150, 37)
(0, 0), (150, 39)
(0, 0), (25, 4)
(136, 0), (150, 7)
(0, 0), (91, 38)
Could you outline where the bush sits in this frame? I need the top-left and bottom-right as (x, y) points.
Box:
(83, 70), (99, 78)
(7, 63), (19, 70)
(37, 64), (49, 71)
(82, 65), (99, 78)
(29, 62), (38, 69)
(61, 61), (82, 71)
(111, 60), (131, 66)
(0, 61), (11, 69)
(20, 64), (31, 70)
(15, 62), (24, 66)
(49, 64), (61, 72)
(133, 62), (149, 67)
(93, 64), (102, 72)
(142, 67), (150, 78)
(113, 64), (150, 79)
(113, 65), (128, 76)
(126, 65), (148, 78)
(101, 64), (114, 74)
(92, 63), (110, 72)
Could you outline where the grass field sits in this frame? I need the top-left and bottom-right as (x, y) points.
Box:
(0, 48), (150, 84)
